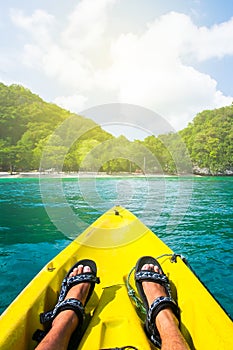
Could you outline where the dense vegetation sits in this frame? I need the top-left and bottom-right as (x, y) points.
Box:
(0, 83), (113, 173)
(180, 107), (233, 174)
(0, 83), (232, 175)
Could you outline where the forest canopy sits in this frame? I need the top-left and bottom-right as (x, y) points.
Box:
(0, 83), (232, 175)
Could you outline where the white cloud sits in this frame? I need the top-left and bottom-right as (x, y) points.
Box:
(10, 8), (54, 29)
(104, 12), (233, 128)
(22, 44), (44, 68)
(9, 3), (233, 131)
(53, 94), (88, 112)
(10, 8), (54, 45)
(61, 0), (115, 52)
(190, 17), (233, 61)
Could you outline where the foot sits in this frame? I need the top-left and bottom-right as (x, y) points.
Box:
(138, 263), (190, 350)
(141, 264), (179, 330)
(36, 265), (92, 350)
(141, 263), (167, 306)
(65, 264), (91, 305)
(51, 265), (91, 331)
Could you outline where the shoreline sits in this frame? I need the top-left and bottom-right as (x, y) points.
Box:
(0, 171), (232, 179)
(0, 171), (193, 179)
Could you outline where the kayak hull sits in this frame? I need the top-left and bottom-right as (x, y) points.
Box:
(0, 206), (232, 349)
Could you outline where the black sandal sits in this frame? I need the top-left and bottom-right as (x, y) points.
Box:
(135, 256), (179, 348)
(33, 259), (100, 349)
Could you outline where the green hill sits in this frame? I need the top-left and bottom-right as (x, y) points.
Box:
(0, 83), (113, 173)
(0, 83), (232, 175)
(180, 105), (233, 175)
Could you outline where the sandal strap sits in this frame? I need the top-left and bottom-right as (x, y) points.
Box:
(135, 270), (169, 284)
(57, 279), (69, 303)
(146, 296), (179, 348)
(67, 273), (100, 289)
(57, 272), (100, 304)
(135, 270), (172, 298)
(40, 298), (85, 324)
(148, 296), (179, 324)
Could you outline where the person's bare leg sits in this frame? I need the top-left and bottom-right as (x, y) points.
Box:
(142, 264), (190, 350)
(36, 265), (91, 350)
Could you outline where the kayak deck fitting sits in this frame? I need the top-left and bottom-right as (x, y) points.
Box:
(0, 206), (232, 349)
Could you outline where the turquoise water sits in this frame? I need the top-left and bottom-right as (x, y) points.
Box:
(0, 176), (232, 318)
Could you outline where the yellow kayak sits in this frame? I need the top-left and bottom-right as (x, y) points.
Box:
(0, 206), (232, 349)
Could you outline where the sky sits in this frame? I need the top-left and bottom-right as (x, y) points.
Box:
(1, 0), (233, 139)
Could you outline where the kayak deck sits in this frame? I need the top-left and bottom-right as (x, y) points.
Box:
(0, 206), (232, 349)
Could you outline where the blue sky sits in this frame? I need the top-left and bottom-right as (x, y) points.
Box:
(1, 0), (233, 138)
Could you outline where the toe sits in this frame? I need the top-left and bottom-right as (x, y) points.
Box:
(83, 265), (91, 273)
(69, 264), (92, 278)
(69, 264), (83, 277)
(141, 263), (162, 274)
(142, 263), (157, 271)
(142, 263), (150, 270)
(77, 264), (84, 274)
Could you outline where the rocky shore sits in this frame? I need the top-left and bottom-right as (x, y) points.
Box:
(193, 166), (233, 176)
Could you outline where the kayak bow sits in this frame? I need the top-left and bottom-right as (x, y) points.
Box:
(0, 206), (232, 349)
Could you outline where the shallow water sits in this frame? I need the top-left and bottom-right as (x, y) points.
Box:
(0, 176), (232, 318)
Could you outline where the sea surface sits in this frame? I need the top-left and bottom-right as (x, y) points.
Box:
(0, 176), (232, 319)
